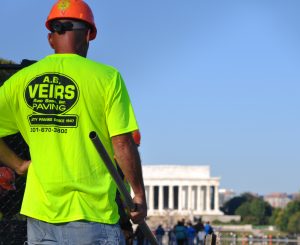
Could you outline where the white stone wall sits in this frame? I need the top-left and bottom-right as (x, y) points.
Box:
(140, 165), (223, 216)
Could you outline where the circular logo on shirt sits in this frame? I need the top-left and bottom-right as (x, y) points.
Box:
(24, 73), (79, 115)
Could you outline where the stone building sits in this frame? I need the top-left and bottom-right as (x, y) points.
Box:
(219, 188), (236, 207)
(264, 192), (291, 208)
(142, 165), (223, 218)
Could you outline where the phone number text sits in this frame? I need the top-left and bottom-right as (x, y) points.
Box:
(30, 127), (68, 133)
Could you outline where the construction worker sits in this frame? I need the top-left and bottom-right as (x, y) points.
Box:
(0, 0), (147, 244)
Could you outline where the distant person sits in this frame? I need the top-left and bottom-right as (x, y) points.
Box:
(174, 220), (187, 245)
(186, 221), (196, 245)
(204, 221), (214, 235)
(155, 224), (165, 245)
(194, 218), (205, 245)
(204, 221), (216, 245)
(197, 230), (206, 245)
(168, 227), (176, 245)
(194, 218), (204, 233)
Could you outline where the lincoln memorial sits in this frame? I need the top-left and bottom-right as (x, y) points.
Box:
(141, 165), (223, 217)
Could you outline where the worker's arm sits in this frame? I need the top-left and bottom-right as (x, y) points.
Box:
(0, 138), (30, 175)
(112, 133), (147, 224)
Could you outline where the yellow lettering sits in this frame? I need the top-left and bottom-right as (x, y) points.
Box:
(53, 76), (59, 84)
(43, 76), (50, 83)
(49, 84), (54, 98)
(28, 85), (39, 98)
(39, 84), (49, 98)
(54, 85), (64, 99)
(65, 85), (75, 99)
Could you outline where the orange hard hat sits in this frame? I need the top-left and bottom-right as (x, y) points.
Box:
(132, 130), (141, 146)
(45, 0), (97, 41)
(0, 167), (16, 191)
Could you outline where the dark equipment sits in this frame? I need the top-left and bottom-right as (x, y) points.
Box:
(89, 131), (159, 245)
(0, 59), (36, 70)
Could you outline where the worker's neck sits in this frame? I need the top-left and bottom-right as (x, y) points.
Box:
(55, 49), (87, 58)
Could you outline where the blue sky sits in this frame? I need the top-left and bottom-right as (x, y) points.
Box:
(1, 0), (299, 195)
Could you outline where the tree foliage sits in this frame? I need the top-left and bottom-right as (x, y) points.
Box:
(224, 193), (300, 230)
(221, 192), (272, 225)
(221, 192), (255, 215)
(275, 200), (300, 233)
(269, 207), (283, 226)
(287, 211), (300, 234)
(236, 198), (272, 225)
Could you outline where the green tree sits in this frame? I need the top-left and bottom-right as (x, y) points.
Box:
(221, 192), (255, 215)
(235, 202), (250, 217)
(235, 198), (272, 225)
(251, 198), (272, 224)
(277, 200), (300, 232)
(269, 207), (283, 225)
(287, 211), (300, 234)
(235, 202), (260, 224)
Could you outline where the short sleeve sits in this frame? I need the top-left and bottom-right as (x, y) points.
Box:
(105, 72), (138, 137)
(0, 80), (19, 137)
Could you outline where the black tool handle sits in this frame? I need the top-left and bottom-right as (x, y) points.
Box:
(89, 131), (158, 245)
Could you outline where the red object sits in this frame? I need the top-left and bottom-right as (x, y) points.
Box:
(45, 0), (97, 40)
(0, 167), (16, 191)
(132, 130), (141, 146)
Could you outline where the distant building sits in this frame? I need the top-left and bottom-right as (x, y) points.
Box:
(219, 188), (236, 208)
(264, 192), (291, 208)
(141, 165), (223, 216)
(290, 192), (300, 201)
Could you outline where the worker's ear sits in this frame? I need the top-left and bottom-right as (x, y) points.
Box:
(86, 29), (91, 42)
(48, 33), (55, 49)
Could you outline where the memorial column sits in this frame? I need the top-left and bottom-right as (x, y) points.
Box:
(206, 185), (211, 212)
(149, 185), (154, 211)
(169, 185), (174, 209)
(159, 185), (163, 211)
(214, 184), (219, 212)
(178, 185), (182, 211)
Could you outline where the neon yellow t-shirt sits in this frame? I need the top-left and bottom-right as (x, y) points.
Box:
(0, 54), (139, 224)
